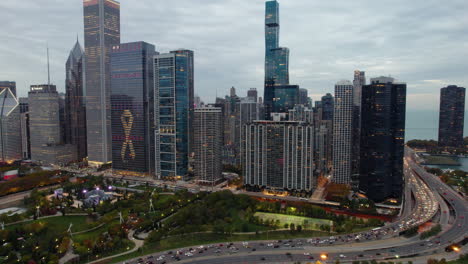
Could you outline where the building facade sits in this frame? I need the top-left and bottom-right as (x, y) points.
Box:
(111, 42), (157, 176)
(193, 106), (223, 184)
(242, 121), (315, 191)
(0, 81), (16, 97)
(332, 80), (354, 184)
(264, 0), (291, 118)
(154, 50), (194, 180)
(247, 88), (258, 102)
(321, 93), (334, 121)
(83, 0), (120, 165)
(19, 98), (30, 160)
(29, 85), (76, 165)
(299, 88), (309, 106)
(352, 70), (366, 189)
(0, 88), (21, 162)
(359, 77), (406, 202)
(272, 84), (299, 114)
(438, 85), (466, 147)
(65, 40), (87, 161)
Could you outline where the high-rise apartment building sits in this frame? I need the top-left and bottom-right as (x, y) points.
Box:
(0, 81), (16, 97)
(264, 0), (292, 118)
(359, 77), (406, 202)
(83, 0), (120, 165)
(332, 80), (353, 184)
(111, 42), (157, 176)
(65, 40), (87, 161)
(0, 88), (21, 162)
(193, 106), (223, 184)
(289, 104), (313, 123)
(154, 50), (194, 180)
(243, 120), (315, 191)
(438, 85), (466, 147)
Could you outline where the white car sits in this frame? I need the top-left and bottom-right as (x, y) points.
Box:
(339, 254), (346, 258)
(303, 252), (310, 256)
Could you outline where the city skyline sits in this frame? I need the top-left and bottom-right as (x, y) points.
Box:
(1, 0), (467, 111)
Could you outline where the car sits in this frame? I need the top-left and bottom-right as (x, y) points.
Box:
(252, 248), (256, 251)
(358, 254), (364, 257)
(339, 254), (346, 258)
(303, 253), (310, 256)
(260, 257), (266, 261)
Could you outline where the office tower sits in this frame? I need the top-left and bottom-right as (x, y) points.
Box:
(194, 95), (202, 107)
(272, 84), (299, 114)
(264, 0), (292, 118)
(83, 0), (120, 165)
(0, 81), (16, 97)
(315, 120), (333, 177)
(289, 104), (313, 123)
(332, 80), (353, 184)
(242, 120), (314, 191)
(154, 50), (194, 180)
(352, 70), (366, 189)
(247, 88), (258, 102)
(230, 86), (237, 98)
(0, 88), (21, 162)
(438, 85), (466, 147)
(29, 85), (76, 165)
(19, 98), (30, 159)
(360, 77), (406, 202)
(299, 88), (309, 105)
(321, 93), (334, 121)
(111, 42), (157, 176)
(239, 97), (260, 126)
(65, 40), (87, 161)
(193, 106), (223, 184)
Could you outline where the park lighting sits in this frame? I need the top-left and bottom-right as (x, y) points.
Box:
(395, 255), (400, 259)
(96, 187), (100, 191)
(320, 253), (328, 261)
(453, 246), (460, 252)
(83, 189), (87, 193)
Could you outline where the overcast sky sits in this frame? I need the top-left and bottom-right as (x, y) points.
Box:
(1, 0), (467, 110)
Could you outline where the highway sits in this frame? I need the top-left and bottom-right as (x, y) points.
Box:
(119, 147), (467, 264)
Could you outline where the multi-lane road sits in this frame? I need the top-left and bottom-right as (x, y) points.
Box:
(120, 148), (467, 264)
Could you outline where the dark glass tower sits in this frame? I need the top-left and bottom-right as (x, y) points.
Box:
(264, 0), (290, 118)
(272, 84), (299, 113)
(154, 50), (194, 180)
(83, 0), (120, 165)
(359, 77), (406, 202)
(321, 93), (334, 121)
(438, 85), (466, 148)
(65, 40), (87, 161)
(110, 42), (157, 176)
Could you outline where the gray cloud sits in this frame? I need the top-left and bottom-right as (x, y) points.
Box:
(0, 0), (467, 110)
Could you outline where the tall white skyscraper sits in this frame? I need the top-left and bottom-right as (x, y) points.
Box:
(332, 80), (354, 184)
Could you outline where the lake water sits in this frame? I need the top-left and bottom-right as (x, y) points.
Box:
(405, 110), (468, 142)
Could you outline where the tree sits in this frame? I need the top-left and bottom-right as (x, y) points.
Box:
(289, 223), (295, 232)
(296, 225), (302, 232)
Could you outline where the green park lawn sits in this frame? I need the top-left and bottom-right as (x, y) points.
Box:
(254, 212), (333, 231)
(423, 155), (460, 166)
(6, 215), (95, 233)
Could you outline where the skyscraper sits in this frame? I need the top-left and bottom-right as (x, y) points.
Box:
(193, 106), (223, 184)
(272, 84), (299, 114)
(65, 40), (87, 161)
(359, 77), (406, 202)
(264, 0), (291, 118)
(332, 80), (353, 184)
(0, 88), (21, 163)
(352, 70), (366, 189)
(111, 42), (157, 176)
(299, 88), (309, 106)
(321, 93), (334, 121)
(0, 81), (16, 97)
(29, 85), (77, 165)
(19, 98), (30, 160)
(154, 50), (194, 180)
(242, 120), (315, 191)
(83, 0), (120, 165)
(247, 88), (258, 102)
(438, 85), (466, 147)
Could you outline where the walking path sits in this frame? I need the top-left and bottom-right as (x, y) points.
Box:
(88, 230), (144, 264)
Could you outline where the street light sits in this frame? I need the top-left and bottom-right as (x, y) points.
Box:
(320, 253), (328, 261)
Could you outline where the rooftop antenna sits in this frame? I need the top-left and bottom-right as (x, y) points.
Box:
(47, 43), (51, 89)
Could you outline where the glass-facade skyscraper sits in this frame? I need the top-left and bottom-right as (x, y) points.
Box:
(438, 85), (465, 148)
(272, 84), (299, 113)
(0, 81), (16, 97)
(65, 40), (87, 161)
(111, 42), (157, 176)
(83, 0), (120, 165)
(359, 77), (406, 202)
(264, 0), (291, 118)
(154, 50), (194, 180)
(0, 88), (21, 163)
